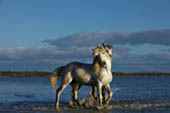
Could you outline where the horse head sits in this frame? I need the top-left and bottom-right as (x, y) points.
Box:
(92, 44), (113, 71)
(102, 43), (114, 58)
(93, 44), (113, 58)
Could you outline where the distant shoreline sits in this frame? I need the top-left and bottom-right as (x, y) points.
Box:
(0, 71), (51, 77)
(112, 72), (170, 76)
(0, 71), (170, 77)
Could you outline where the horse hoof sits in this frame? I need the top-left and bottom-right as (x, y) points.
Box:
(104, 102), (109, 106)
(103, 103), (109, 108)
(96, 106), (103, 110)
(55, 106), (60, 110)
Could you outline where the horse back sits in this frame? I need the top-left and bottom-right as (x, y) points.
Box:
(67, 62), (95, 85)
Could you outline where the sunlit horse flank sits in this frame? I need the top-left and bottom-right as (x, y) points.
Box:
(50, 44), (113, 109)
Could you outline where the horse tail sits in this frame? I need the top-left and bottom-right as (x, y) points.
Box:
(50, 66), (64, 93)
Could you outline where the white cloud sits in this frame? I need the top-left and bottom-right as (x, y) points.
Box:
(0, 46), (93, 71)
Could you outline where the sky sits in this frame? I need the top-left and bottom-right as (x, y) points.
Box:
(0, 0), (170, 72)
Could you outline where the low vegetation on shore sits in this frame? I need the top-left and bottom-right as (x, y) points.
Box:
(0, 71), (170, 77)
(0, 71), (51, 77)
(112, 72), (170, 76)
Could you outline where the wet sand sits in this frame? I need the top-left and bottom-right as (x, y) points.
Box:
(1, 104), (170, 113)
(1, 98), (170, 113)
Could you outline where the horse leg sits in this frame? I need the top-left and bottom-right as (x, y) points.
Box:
(102, 86), (106, 102)
(92, 86), (97, 100)
(71, 83), (81, 106)
(97, 83), (103, 107)
(55, 74), (72, 109)
(105, 84), (112, 105)
(92, 86), (106, 102)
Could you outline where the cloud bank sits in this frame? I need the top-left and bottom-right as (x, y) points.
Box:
(43, 29), (170, 48)
(0, 29), (170, 72)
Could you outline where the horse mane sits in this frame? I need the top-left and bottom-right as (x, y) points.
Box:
(106, 45), (113, 49)
(92, 56), (101, 75)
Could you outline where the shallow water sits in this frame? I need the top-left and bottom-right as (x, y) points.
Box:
(0, 76), (170, 113)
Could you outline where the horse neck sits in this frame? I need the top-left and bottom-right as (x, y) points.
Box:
(92, 56), (101, 75)
(100, 55), (112, 73)
(92, 56), (112, 74)
(105, 58), (112, 72)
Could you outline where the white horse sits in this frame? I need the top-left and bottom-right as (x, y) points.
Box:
(51, 44), (113, 101)
(91, 44), (113, 100)
(50, 44), (113, 109)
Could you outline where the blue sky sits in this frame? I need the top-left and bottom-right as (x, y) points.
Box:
(0, 0), (170, 72)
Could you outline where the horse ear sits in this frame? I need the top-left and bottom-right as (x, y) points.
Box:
(98, 44), (102, 48)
